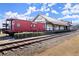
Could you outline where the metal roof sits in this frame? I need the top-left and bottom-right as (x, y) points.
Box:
(34, 15), (71, 26)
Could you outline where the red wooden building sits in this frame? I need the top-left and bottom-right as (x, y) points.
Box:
(3, 19), (45, 34)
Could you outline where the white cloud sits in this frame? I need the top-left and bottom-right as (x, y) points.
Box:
(58, 15), (79, 25)
(29, 6), (37, 12)
(40, 4), (47, 12)
(62, 3), (72, 15)
(24, 3), (56, 15)
(25, 6), (38, 15)
(71, 4), (79, 14)
(59, 7), (62, 9)
(48, 3), (56, 7)
(51, 10), (58, 14)
(70, 15), (79, 18)
(45, 13), (49, 16)
(0, 10), (35, 28)
(40, 4), (51, 12)
(63, 3), (72, 10)
(62, 3), (79, 15)
(58, 15), (79, 20)
(40, 3), (58, 14)
(5, 11), (34, 20)
(62, 9), (71, 15)
(72, 4), (79, 10)
(71, 19), (79, 25)
(5, 11), (18, 19)
(24, 10), (31, 16)
(45, 8), (50, 11)
(40, 7), (44, 12)
(40, 8), (50, 12)
(71, 9), (79, 14)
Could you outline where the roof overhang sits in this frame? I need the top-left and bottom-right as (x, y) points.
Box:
(33, 14), (71, 26)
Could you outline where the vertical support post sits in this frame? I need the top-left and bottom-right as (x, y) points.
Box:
(66, 26), (67, 30)
(11, 20), (12, 31)
(64, 26), (65, 30)
(59, 25), (60, 30)
(52, 24), (53, 32)
(45, 21), (47, 32)
(67, 26), (70, 30)
(6, 19), (7, 30)
(53, 25), (55, 31)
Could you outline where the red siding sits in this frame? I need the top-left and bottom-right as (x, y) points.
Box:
(36, 22), (45, 31)
(10, 19), (45, 33)
(12, 20), (32, 32)
(31, 22), (45, 32)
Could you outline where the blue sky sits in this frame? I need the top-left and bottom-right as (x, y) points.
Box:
(0, 3), (79, 28)
(0, 3), (75, 19)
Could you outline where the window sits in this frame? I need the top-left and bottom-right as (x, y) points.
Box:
(31, 24), (36, 28)
(33, 24), (36, 28)
(16, 23), (20, 28)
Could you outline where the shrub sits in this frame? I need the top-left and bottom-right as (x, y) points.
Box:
(14, 32), (46, 39)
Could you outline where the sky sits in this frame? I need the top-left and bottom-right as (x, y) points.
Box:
(0, 3), (79, 28)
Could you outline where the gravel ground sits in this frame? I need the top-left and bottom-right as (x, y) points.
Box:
(0, 31), (78, 56)
(34, 31), (79, 56)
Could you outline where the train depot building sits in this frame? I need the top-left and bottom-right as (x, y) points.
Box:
(3, 14), (72, 36)
(33, 14), (71, 31)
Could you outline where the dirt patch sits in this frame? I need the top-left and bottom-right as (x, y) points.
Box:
(34, 31), (79, 56)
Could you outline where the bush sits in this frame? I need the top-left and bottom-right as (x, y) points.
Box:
(14, 32), (46, 39)
(14, 30), (72, 39)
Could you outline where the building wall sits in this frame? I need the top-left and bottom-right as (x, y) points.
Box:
(54, 25), (59, 31)
(60, 26), (65, 30)
(46, 24), (53, 31)
(46, 24), (65, 31)
(34, 16), (46, 23)
(34, 15), (70, 31)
